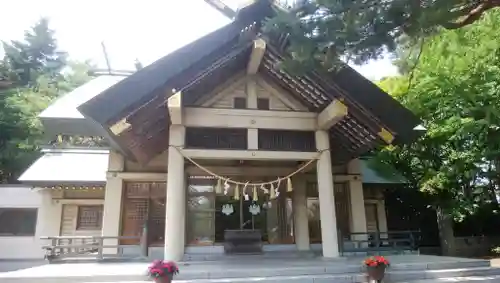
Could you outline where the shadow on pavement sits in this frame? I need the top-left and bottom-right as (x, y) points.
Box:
(0, 260), (47, 273)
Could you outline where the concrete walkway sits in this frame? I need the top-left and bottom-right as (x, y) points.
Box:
(0, 260), (46, 273)
(0, 255), (489, 280)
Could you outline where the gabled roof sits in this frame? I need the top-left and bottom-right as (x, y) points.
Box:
(40, 75), (127, 138)
(77, 0), (420, 164)
(78, 1), (273, 127)
(360, 158), (406, 184)
(40, 75), (126, 119)
(18, 148), (108, 185)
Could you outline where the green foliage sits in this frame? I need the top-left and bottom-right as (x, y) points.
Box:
(373, 11), (500, 219)
(265, 0), (500, 73)
(0, 19), (92, 183)
(493, 246), (500, 254)
(2, 18), (67, 86)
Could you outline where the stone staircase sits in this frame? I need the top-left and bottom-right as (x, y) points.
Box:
(1, 255), (500, 283)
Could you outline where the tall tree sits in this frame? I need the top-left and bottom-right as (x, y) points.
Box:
(2, 18), (67, 86)
(0, 19), (92, 183)
(372, 10), (500, 255)
(261, 0), (500, 72)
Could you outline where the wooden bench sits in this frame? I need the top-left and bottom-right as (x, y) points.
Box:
(338, 231), (420, 255)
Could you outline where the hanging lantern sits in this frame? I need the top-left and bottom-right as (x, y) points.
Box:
(253, 185), (258, 201)
(287, 177), (293, 192)
(234, 184), (240, 200)
(215, 179), (222, 194)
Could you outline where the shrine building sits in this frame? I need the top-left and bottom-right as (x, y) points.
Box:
(18, 0), (421, 261)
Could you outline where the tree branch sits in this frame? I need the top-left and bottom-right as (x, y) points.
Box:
(202, 0), (237, 19)
(407, 38), (425, 91)
(441, 0), (500, 29)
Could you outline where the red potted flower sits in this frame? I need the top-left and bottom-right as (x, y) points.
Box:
(363, 256), (390, 282)
(147, 260), (179, 283)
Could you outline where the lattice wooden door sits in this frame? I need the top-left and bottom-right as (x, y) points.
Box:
(121, 198), (149, 245)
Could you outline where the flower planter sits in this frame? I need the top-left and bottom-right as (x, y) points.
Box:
(367, 265), (386, 282)
(148, 260), (178, 283)
(154, 273), (173, 283)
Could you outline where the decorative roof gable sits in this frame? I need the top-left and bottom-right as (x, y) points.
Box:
(76, 0), (420, 164)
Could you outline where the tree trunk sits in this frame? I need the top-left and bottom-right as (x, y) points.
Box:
(436, 206), (455, 256)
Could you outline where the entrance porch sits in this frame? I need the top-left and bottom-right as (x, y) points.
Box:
(114, 126), (381, 260)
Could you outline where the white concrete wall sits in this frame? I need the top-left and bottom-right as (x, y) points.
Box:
(0, 185), (44, 259)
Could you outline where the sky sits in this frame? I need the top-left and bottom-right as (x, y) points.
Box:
(0, 0), (398, 80)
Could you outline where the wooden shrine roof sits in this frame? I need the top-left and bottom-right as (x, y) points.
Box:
(18, 148), (109, 186)
(77, 0), (421, 164)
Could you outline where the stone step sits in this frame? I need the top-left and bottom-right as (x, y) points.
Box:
(403, 275), (500, 283)
(80, 275), (500, 283)
(2, 265), (500, 283)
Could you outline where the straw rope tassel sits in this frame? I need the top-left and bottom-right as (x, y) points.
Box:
(234, 184), (240, 200)
(253, 186), (258, 201)
(270, 183), (276, 199)
(287, 177), (293, 192)
(215, 179), (222, 194)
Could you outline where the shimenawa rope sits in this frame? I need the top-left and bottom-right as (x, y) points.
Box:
(172, 146), (326, 187)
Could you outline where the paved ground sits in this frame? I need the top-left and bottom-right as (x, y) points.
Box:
(0, 260), (46, 273)
(491, 258), (500, 267)
(0, 255), (488, 279)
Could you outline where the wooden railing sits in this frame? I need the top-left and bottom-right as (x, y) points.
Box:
(41, 225), (150, 262)
(338, 230), (421, 255)
(40, 235), (148, 262)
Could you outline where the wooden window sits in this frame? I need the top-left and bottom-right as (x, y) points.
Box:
(257, 98), (270, 110)
(76, 205), (103, 230)
(0, 208), (37, 236)
(258, 130), (316, 152)
(233, 97), (246, 109)
(185, 127), (247, 149)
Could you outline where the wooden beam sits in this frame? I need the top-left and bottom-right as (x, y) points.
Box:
(184, 107), (317, 131)
(109, 118), (131, 135)
(187, 165), (301, 177)
(181, 149), (318, 161)
(317, 99), (348, 130)
(185, 166), (361, 182)
(107, 172), (167, 181)
(247, 39), (266, 74)
(203, 0), (237, 19)
(167, 91), (183, 125)
(378, 127), (395, 144)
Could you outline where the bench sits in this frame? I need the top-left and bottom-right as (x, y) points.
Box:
(338, 230), (420, 255)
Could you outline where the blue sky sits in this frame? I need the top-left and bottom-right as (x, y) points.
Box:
(0, 0), (397, 80)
